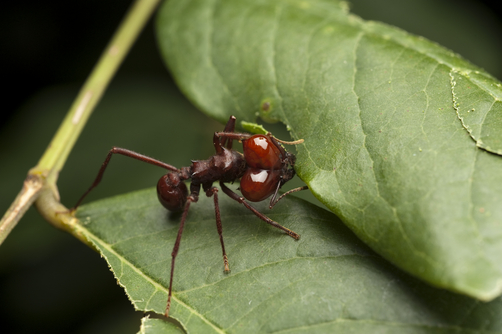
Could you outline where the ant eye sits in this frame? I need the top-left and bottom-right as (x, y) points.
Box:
(240, 168), (281, 202)
(243, 135), (282, 170)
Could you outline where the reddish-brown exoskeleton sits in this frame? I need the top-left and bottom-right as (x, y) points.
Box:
(71, 116), (307, 317)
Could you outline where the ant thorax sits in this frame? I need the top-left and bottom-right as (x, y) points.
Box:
(189, 147), (247, 186)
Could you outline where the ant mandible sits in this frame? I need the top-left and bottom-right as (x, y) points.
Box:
(71, 115), (308, 317)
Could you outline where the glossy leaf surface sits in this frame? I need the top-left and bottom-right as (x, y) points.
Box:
(156, 0), (502, 300)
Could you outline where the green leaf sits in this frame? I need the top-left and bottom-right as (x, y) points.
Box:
(77, 187), (502, 333)
(241, 121), (268, 135)
(156, 0), (502, 300)
(451, 70), (502, 154)
(138, 316), (185, 334)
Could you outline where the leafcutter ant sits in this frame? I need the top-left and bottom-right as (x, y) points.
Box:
(71, 115), (308, 317)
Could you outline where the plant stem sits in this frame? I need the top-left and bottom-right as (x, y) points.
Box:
(0, 0), (161, 245)
(35, 0), (161, 183)
(0, 175), (44, 245)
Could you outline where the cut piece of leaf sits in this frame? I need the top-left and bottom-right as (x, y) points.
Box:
(156, 0), (502, 300)
(76, 187), (502, 333)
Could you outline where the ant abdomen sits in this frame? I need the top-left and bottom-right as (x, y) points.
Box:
(157, 173), (188, 212)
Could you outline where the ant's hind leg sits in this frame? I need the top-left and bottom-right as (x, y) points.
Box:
(72, 147), (179, 211)
(206, 187), (230, 272)
(165, 194), (197, 317)
(219, 182), (300, 240)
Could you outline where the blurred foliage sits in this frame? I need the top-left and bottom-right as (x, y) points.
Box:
(1, 0), (501, 333)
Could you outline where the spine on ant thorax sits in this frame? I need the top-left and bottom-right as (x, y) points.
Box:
(187, 149), (247, 186)
(179, 166), (191, 181)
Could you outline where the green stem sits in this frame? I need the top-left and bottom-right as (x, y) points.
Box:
(0, 175), (44, 245)
(0, 0), (161, 245)
(35, 0), (161, 182)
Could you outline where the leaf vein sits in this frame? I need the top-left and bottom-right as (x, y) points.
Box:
(75, 222), (226, 334)
(177, 254), (377, 295)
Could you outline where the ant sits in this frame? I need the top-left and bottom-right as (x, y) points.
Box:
(71, 115), (308, 317)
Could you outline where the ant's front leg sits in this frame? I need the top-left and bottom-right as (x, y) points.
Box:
(215, 132), (252, 143)
(212, 131), (252, 155)
(205, 187), (230, 272)
(212, 131), (251, 155)
(219, 182), (300, 240)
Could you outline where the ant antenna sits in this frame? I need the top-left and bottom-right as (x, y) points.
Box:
(269, 185), (309, 209)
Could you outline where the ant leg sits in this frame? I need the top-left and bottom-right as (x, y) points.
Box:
(165, 193), (198, 318)
(206, 187), (230, 272)
(215, 132), (252, 142)
(72, 147), (179, 211)
(212, 132), (224, 155)
(213, 131), (252, 154)
(269, 186), (309, 209)
(219, 182), (300, 240)
(214, 116), (238, 154)
(220, 116), (236, 150)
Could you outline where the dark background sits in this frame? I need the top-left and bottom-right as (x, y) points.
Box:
(1, 0), (501, 333)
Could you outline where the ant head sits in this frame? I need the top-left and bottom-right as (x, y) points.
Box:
(240, 134), (297, 202)
(242, 134), (282, 169)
